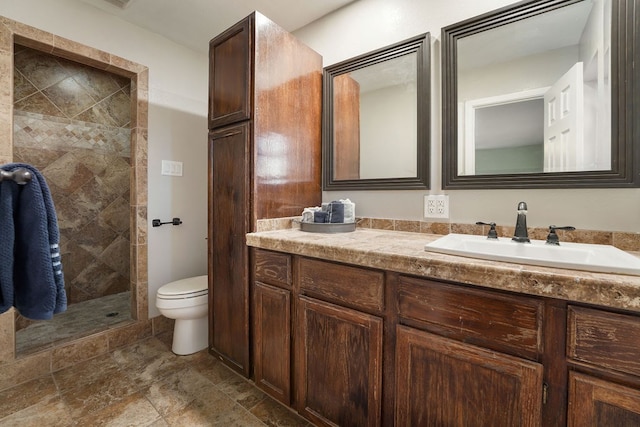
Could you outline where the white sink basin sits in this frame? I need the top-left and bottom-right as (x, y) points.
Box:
(424, 233), (640, 276)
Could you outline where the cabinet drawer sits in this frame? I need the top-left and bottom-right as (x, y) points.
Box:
(398, 275), (543, 359)
(568, 305), (640, 377)
(298, 257), (385, 313)
(254, 249), (292, 288)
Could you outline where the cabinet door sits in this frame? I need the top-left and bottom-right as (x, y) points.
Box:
(296, 296), (383, 427)
(569, 372), (640, 427)
(208, 15), (252, 128)
(395, 325), (543, 427)
(253, 281), (291, 405)
(209, 123), (250, 375)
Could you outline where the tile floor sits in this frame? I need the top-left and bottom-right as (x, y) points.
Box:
(0, 334), (313, 426)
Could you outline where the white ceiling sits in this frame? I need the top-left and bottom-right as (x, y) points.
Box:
(77, 0), (356, 53)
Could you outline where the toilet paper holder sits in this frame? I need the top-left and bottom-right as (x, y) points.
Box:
(152, 217), (183, 227)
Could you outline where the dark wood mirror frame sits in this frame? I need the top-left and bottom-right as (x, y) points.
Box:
(323, 33), (430, 190)
(442, 0), (640, 189)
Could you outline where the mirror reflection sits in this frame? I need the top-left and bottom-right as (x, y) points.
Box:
(323, 33), (430, 190)
(457, 0), (610, 176)
(333, 54), (418, 180)
(442, 0), (638, 189)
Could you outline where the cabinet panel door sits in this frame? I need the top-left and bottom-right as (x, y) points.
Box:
(208, 15), (252, 128)
(296, 296), (383, 427)
(395, 325), (543, 427)
(569, 372), (640, 427)
(209, 123), (251, 375)
(253, 281), (291, 404)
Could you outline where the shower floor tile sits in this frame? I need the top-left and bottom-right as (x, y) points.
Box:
(15, 291), (131, 355)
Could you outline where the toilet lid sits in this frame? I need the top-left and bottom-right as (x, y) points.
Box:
(157, 275), (208, 298)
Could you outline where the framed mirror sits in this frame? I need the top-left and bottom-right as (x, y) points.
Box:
(442, 0), (639, 189)
(323, 33), (430, 190)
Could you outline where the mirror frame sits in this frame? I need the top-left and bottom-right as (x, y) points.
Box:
(323, 33), (431, 190)
(442, 0), (640, 189)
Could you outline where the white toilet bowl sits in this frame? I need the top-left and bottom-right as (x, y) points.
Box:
(156, 275), (208, 355)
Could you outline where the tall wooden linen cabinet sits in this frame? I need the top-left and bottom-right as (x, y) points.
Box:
(207, 12), (322, 376)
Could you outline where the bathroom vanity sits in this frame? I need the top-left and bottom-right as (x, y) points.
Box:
(247, 227), (640, 427)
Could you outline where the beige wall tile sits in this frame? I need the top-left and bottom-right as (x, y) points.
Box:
(10, 25), (54, 53)
(108, 320), (152, 350)
(613, 232), (640, 252)
(52, 36), (111, 70)
(152, 315), (174, 335)
(51, 334), (109, 372)
(135, 281), (149, 321)
(0, 350), (50, 391)
(421, 221), (450, 235)
(132, 128), (148, 166)
(109, 56), (147, 77)
(0, 103), (11, 159)
(0, 50), (11, 100)
(395, 220), (420, 233)
(0, 20), (12, 53)
(370, 218), (393, 230)
(0, 310), (15, 363)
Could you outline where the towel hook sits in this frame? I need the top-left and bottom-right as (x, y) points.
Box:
(0, 168), (32, 185)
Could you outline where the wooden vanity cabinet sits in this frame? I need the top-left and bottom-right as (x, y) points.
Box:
(567, 305), (640, 425)
(250, 247), (640, 426)
(295, 257), (385, 427)
(252, 249), (293, 405)
(395, 325), (543, 426)
(296, 296), (383, 427)
(207, 12), (322, 376)
(396, 275), (545, 426)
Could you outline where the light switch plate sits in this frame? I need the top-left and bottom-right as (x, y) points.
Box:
(161, 160), (183, 176)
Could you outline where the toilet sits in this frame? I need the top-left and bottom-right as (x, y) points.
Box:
(156, 275), (208, 355)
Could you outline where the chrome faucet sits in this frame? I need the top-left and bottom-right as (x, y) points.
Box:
(512, 201), (530, 243)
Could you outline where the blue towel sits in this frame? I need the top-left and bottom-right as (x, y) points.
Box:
(328, 201), (345, 223)
(313, 211), (329, 223)
(0, 163), (66, 320)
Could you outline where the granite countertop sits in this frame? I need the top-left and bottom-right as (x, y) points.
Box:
(246, 227), (640, 313)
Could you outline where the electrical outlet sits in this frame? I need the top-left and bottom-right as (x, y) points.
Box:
(425, 197), (437, 216)
(424, 195), (449, 219)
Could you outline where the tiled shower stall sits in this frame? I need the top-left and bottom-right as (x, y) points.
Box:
(0, 16), (159, 391)
(14, 47), (131, 302)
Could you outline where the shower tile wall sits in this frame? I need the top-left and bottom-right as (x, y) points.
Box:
(12, 46), (131, 323)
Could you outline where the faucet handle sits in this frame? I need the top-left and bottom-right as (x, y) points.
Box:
(476, 221), (498, 239)
(546, 225), (576, 245)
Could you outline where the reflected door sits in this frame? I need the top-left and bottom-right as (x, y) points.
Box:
(544, 62), (585, 172)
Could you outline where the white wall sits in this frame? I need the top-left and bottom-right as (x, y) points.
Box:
(360, 84), (416, 178)
(295, 0), (640, 232)
(0, 0), (209, 318)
